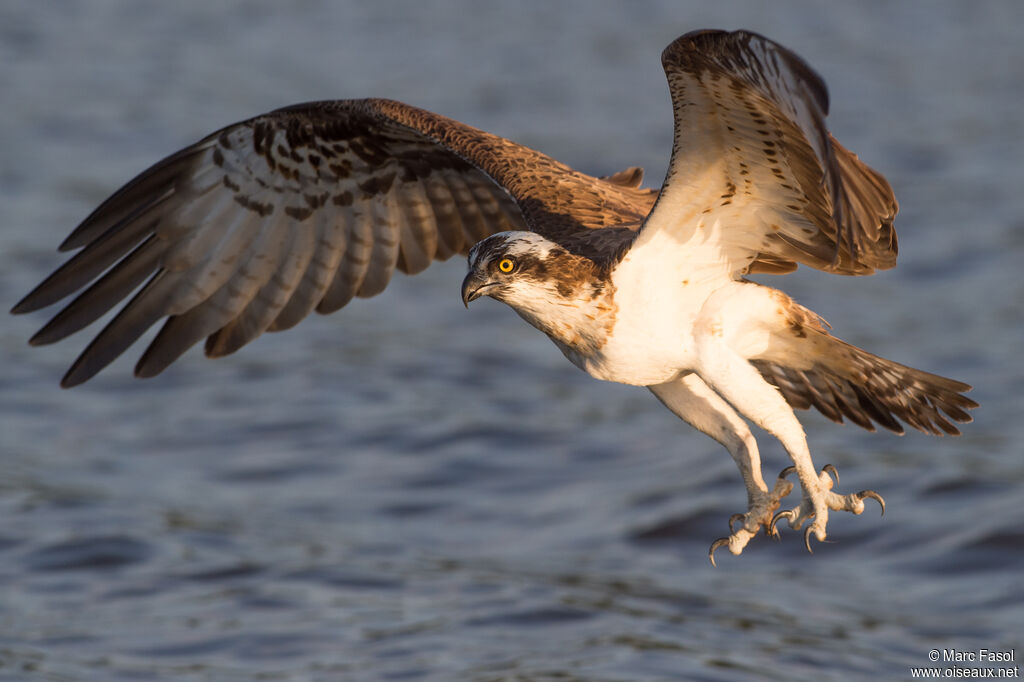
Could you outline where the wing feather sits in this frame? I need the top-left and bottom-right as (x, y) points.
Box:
(137, 210), (289, 375)
(317, 199), (370, 313)
(422, 172), (465, 259)
(29, 235), (162, 346)
(15, 98), (653, 384)
(61, 272), (178, 388)
(357, 196), (401, 298)
(201, 222), (316, 359)
(456, 175), (504, 244)
(21, 190), (172, 312)
(634, 29), (897, 276)
(268, 221), (348, 332)
(58, 146), (210, 251)
(162, 206), (259, 314)
(393, 178), (438, 275)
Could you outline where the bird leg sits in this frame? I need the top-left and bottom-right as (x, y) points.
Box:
(769, 464), (885, 552)
(692, 323), (885, 562)
(708, 467), (793, 566)
(649, 375), (792, 565)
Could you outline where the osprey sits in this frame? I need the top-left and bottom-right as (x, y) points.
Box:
(13, 30), (975, 564)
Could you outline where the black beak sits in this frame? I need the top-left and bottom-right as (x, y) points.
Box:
(461, 272), (492, 307)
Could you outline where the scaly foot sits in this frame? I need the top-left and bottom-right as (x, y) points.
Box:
(768, 464), (885, 552)
(708, 469), (794, 566)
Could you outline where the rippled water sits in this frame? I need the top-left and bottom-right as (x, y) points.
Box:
(2, 2), (1022, 680)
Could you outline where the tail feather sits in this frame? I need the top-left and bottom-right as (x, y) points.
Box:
(753, 338), (977, 436)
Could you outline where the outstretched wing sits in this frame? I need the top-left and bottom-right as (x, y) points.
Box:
(632, 29), (897, 276)
(13, 98), (654, 387)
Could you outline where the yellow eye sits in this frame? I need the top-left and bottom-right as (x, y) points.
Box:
(498, 258), (515, 273)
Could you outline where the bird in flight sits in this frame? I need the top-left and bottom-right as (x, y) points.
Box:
(13, 29), (976, 564)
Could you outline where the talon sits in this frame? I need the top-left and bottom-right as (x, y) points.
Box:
(709, 537), (730, 567)
(856, 490), (886, 516)
(728, 513), (745, 533)
(769, 510), (790, 538)
(822, 463), (840, 487)
(804, 526), (815, 554)
(778, 466), (796, 481)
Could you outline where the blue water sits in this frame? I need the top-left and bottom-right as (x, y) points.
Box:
(2, 2), (1022, 680)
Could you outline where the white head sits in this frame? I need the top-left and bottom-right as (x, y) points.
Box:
(463, 232), (570, 305)
(461, 231), (615, 354)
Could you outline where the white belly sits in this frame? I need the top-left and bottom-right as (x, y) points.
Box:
(573, 264), (713, 386)
(567, 225), (785, 387)
(576, 272), (803, 388)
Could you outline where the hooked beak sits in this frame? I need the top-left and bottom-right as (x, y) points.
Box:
(461, 271), (496, 307)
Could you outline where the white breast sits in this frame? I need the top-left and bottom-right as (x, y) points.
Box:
(578, 220), (751, 386)
(578, 261), (700, 385)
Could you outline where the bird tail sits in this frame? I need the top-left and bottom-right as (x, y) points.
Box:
(753, 335), (977, 436)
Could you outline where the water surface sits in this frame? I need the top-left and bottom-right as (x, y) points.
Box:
(2, 2), (1022, 680)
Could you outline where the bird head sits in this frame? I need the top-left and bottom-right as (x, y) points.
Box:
(461, 231), (561, 307)
(460, 231), (613, 356)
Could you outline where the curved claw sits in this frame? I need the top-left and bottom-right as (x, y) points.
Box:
(804, 526), (815, 554)
(857, 490), (886, 516)
(769, 509), (790, 538)
(708, 537), (730, 567)
(728, 513), (745, 533)
(778, 466), (797, 481)
(822, 463), (840, 487)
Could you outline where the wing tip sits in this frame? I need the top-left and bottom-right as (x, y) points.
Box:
(10, 297), (34, 316)
(59, 364), (90, 389)
(11, 281), (59, 315)
(27, 329), (53, 347)
(661, 29), (830, 116)
(133, 358), (165, 380)
(58, 231), (88, 253)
